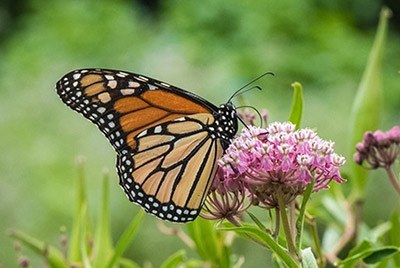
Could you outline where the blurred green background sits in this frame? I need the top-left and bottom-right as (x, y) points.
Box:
(0, 0), (399, 267)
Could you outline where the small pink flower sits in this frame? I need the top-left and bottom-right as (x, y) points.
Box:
(201, 166), (249, 223)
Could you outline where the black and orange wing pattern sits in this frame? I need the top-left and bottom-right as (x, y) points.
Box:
(56, 69), (238, 222)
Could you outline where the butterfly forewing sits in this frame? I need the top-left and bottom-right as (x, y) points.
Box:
(56, 68), (236, 223)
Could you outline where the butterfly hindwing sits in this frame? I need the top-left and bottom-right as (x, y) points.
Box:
(117, 114), (224, 222)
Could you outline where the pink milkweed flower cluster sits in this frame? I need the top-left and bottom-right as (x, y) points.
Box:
(354, 126), (400, 169)
(204, 122), (346, 218)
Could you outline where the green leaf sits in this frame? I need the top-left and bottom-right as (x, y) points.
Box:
(93, 172), (114, 268)
(339, 240), (372, 268)
(296, 178), (314, 249)
(118, 258), (141, 268)
(390, 212), (400, 266)
(338, 240), (399, 266)
(160, 250), (186, 268)
(288, 82), (303, 129)
(301, 248), (318, 268)
(8, 229), (67, 268)
(105, 210), (144, 268)
(187, 218), (231, 267)
(337, 240), (372, 268)
(186, 218), (221, 265)
(348, 7), (390, 195)
(246, 211), (267, 231)
(69, 157), (88, 262)
(79, 205), (93, 268)
(219, 224), (298, 268)
(363, 247), (400, 264)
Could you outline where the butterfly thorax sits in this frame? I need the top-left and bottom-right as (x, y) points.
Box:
(209, 102), (238, 150)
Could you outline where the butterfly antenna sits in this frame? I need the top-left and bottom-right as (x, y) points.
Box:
(236, 105), (264, 128)
(228, 72), (274, 102)
(234, 85), (262, 99)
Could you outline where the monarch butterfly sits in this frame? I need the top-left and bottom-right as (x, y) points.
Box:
(56, 68), (240, 222)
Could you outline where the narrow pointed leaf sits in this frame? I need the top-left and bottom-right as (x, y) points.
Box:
(118, 258), (141, 268)
(337, 241), (399, 266)
(390, 212), (400, 266)
(288, 82), (303, 129)
(339, 246), (399, 266)
(93, 172), (114, 268)
(363, 247), (400, 264)
(349, 7), (390, 194)
(219, 224), (298, 268)
(187, 218), (232, 268)
(160, 250), (186, 268)
(246, 211), (267, 231)
(339, 240), (372, 268)
(69, 157), (88, 262)
(186, 218), (219, 263)
(79, 205), (93, 268)
(8, 229), (67, 268)
(105, 210), (144, 268)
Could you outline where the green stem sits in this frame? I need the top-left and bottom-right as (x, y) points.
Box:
(309, 217), (325, 268)
(276, 189), (298, 259)
(385, 166), (400, 195)
(273, 207), (280, 240)
(296, 178), (314, 249)
(288, 200), (296, 246)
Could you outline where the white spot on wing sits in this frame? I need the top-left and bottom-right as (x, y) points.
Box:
(136, 76), (149, 82)
(117, 72), (129, 77)
(120, 89), (135, 95)
(154, 126), (162, 133)
(128, 81), (140, 88)
(174, 117), (185, 122)
(108, 80), (117, 88)
(137, 130), (147, 138)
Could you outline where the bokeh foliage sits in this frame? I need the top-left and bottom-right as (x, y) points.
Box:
(0, 0), (399, 267)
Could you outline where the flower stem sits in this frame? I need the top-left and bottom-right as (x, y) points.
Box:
(273, 207), (280, 239)
(276, 189), (298, 260)
(288, 201), (296, 245)
(385, 166), (400, 195)
(309, 217), (325, 268)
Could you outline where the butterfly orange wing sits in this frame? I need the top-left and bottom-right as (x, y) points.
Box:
(56, 69), (226, 222)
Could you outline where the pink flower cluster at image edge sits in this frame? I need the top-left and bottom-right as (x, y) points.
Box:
(354, 125), (400, 168)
